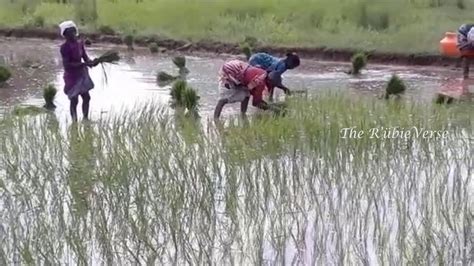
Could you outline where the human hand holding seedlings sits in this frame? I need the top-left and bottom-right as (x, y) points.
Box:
(86, 58), (99, 67)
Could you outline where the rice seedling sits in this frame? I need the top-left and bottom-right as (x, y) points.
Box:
(0, 65), (11, 86)
(349, 52), (367, 75)
(12, 105), (47, 116)
(172, 56), (186, 69)
(385, 74), (407, 99)
(181, 85), (200, 115)
(169, 79), (187, 107)
(43, 84), (57, 110)
(95, 50), (120, 85)
(157, 56), (189, 86)
(149, 42), (159, 53)
(123, 34), (134, 50)
(0, 92), (472, 264)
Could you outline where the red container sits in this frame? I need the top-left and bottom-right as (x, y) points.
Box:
(440, 32), (474, 57)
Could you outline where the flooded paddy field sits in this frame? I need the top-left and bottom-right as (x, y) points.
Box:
(0, 37), (472, 265)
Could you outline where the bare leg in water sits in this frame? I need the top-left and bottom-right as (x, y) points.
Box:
(70, 96), (79, 122)
(81, 92), (91, 120)
(69, 92), (91, 122)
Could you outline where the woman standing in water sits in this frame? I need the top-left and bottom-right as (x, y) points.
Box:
(59, 20), (99, 122)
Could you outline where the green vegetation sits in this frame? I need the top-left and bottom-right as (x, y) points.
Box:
(157, 71), (178, 85)
(43, 84), (57, 110)
(1, 0), (474, 53)
(123, 34), (134, 50)
(0, 65), (11, 86)
(350, 52), (367, 75)
(0, 93), (471, 264)
(385, 74), (407, 99)
(149, 42), (159, 53)
(12, 105), (47, 116)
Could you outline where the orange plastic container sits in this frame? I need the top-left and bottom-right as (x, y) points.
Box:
(440, 32), (474, 57)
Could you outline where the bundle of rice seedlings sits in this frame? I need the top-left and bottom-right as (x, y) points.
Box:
(95, 50), (120, 86)
(149, 43), (159, 53)
(178, 66), (190, 77)
(170, 80), (187, 107)
(349, 52), (367, 75)
(123, 35), (134, 50)
(0, 65), (11, 86)
(96, 50), (120, 64)
(157, 71), (178, 86)
(172, 56), (186, 69)
(181, 86), (200, 113)
(385, 74), (406, 99)
(43, 84), (57, 110)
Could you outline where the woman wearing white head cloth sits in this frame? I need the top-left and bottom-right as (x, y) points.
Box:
(59, 20), (99, 122)
(457, 24), (474, 79)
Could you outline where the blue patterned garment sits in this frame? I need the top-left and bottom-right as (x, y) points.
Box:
(249, 53), (287, 75)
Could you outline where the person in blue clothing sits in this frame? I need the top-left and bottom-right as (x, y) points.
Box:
(249, 52), (300, 100)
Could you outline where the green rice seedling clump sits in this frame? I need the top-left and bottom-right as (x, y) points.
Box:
(0, 65), (11, 85)
(170, 79), (187, 107)
(149, 42), (159, 53)
(350, 52), (367, 75)
(123, 34), (134, 50)
(43, 84), (57, 110)
(385, 74), (406, 99)
(172, 56), (186, 69)
(181, 86), (200, 113)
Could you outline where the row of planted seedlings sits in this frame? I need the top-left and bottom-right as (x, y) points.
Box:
(0, 91), (471, 264)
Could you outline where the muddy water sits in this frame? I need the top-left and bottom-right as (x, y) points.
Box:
(0, 38), (472, 120)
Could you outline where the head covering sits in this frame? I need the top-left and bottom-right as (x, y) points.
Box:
(468, 28), (474, 42)
(59, 20), (78, 37)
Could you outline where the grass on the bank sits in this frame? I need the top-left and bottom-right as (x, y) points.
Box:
(0, 93), (472, 264)
(1, 0), (474, 53)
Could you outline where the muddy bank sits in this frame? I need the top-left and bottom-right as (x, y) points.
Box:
(0, 27), (462, 67)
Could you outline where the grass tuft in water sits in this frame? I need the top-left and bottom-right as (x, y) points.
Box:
(172, 56), (186, 69)
(181, 85), (200, 113)
(350, 52), (367, 75)
(149, 42), (159, 53)
(385, 74), (406, 99)
(123, 34), (134, 50)
(0, 65), (11, 86)
(170, 79), (187, 107)
(43, 84), (57, 110)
